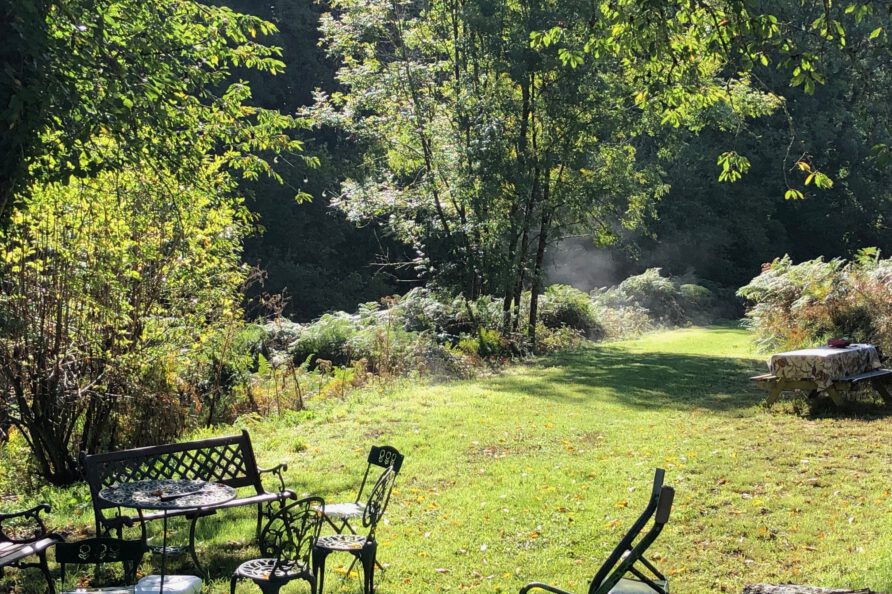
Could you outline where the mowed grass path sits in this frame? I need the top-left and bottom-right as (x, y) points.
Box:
(11, 326), (892, 593)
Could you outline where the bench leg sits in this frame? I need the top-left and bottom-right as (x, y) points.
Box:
(39, 552), (55, 594)
(765, 384), (784, 406)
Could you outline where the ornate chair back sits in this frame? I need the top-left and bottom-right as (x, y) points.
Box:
(361, 466), (397, 538)
(260, 496), (325, 575)
(354, 446), (403, 505)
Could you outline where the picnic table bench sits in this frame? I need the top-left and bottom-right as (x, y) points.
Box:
(81, 430), (294, 573)
(0, 503), (63, 593)
(752, 368), (892, 406)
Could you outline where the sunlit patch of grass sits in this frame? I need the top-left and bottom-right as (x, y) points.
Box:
(6, 325), (892, 593)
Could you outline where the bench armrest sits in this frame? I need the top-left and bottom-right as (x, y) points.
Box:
(0, 503), (53, 543)
(519, 582), (575, 594)
(258, 463), (288, 493)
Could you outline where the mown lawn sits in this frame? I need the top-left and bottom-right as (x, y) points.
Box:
(7, 325), (892, 594)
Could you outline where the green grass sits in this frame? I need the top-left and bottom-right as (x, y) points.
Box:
(6, 325), (892, 593)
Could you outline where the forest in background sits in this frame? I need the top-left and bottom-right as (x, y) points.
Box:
(225, 0), (891, 321)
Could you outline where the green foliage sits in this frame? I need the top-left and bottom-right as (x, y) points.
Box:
(0, 0), (312, 217)
(538, 285), (604, 339)
(312, 0), (734, 344)
(717, 152), (752, 183)
(594, 268), (717, 327)
(457, 328), (506, 359)
(738, 252), (892, 353)
(0, 167), (249, 484)
(0, 0), (310, 486)
(291, 313), (358, 366)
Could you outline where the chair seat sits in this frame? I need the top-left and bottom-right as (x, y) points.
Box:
(134, 574), (202, 594)
(607, 577), (668, 594)
(234, 557), (310, 582)
(321, 502), (365, 520)
(315, 534), (370, 551)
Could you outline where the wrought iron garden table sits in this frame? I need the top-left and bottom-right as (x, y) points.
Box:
(751, 343), (892, 406)
(99, 479), (235, 594)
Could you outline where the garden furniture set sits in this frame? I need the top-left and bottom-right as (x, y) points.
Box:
(752, 343), (892, 406)
(5, 436), (676, 594)
(2, 433), (404, 594)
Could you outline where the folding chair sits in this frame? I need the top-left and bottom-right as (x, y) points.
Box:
(520, 468), (675, 594)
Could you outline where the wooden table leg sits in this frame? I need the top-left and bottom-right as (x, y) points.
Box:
(824, 385), (845, 407)
(766, 382), (784, 406)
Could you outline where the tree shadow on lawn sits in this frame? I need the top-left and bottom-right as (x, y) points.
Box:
(488, 344), (768, 413)
(487, 344), (892, 419)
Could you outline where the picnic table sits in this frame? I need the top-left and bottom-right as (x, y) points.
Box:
(751, 343), (892, 406)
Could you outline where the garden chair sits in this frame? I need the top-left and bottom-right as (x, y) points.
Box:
(520, 469), (675, 594)
(56, 537), (202, 594)
(0, 502), (63, 593)
(312, 466), (398, 594)
(319, 445), (404, 535)
(230, 496), (325, 594)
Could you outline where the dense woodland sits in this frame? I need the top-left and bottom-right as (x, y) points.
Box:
(222, 0), (892, 319)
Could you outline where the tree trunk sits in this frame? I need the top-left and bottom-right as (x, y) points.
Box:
(743, 586), (879, 594)
(527, 204), (552, 348)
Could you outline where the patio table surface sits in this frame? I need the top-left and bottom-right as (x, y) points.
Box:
(768, 343), (882, 389)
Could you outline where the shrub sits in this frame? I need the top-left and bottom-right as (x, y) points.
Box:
(392, 288), (456, 333)
(291, 312), (358, 366)
(738, 251), (892, 353)
(261, 319), (304, 356)
(536, 325), (586, 353)
(348, 323), (430, 375)
(457, 328), (505, 358)
(538, 284), (604, 339)
(0, 168), (249, 485)
(591, 302), (655, 340)
(593, 268), (718, 328)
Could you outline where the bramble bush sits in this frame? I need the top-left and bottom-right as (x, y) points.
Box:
(588, 268), (723, 338)
(270, 271), (721, 377)
(737, 250), (892, 353)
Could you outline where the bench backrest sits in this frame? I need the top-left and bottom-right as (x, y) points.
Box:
(81, 430), (263, 525)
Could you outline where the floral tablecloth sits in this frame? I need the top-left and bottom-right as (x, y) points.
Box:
(768, 344), (882, 389)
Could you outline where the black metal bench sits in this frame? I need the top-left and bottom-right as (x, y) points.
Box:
(81, 430), (294, 574)
(0, 503), (63, 593)
(752, 368), (892, 406)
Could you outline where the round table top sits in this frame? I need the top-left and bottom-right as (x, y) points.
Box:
(99, 479), (236, 510)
